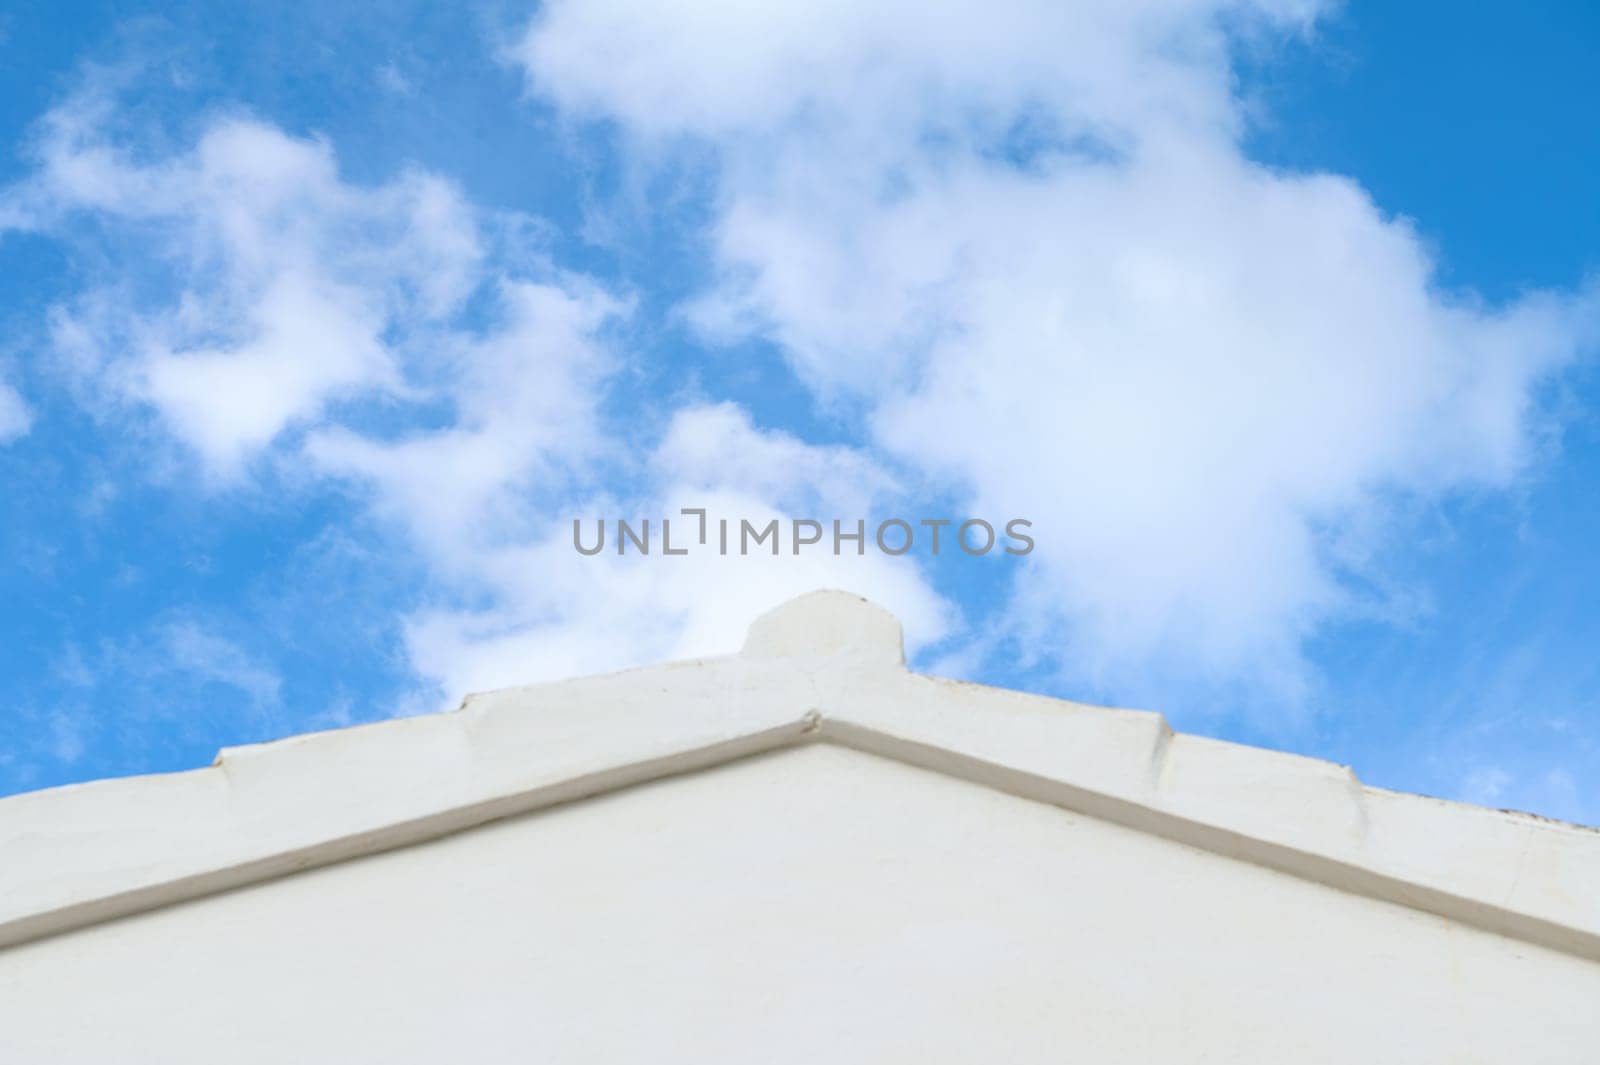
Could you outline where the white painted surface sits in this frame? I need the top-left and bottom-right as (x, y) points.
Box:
(3, 590), (1598, 1061)
(3, 744), (1596, 1063)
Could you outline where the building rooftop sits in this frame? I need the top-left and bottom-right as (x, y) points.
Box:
(2, 589), (1596, 960)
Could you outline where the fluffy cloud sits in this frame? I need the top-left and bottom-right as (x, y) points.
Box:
(13, 85), (482, 477)
(15, 2), (1596, 732)
(517, 0), (1321, 148)
(519, 0), (1600, 707)
(305, 277), (626, 568)
(400, 403), (954, 699)
(5, 76), (951, 708)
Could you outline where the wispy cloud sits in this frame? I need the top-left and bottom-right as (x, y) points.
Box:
(10, 75), (484, 478)
(51, 619), (284, 711)
(0, 379), (29, 443)
(161, 621), (283, 708)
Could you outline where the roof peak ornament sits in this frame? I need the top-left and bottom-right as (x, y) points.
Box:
(740, 590), (905, 668)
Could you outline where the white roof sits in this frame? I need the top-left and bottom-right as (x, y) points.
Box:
(2, 589), (1597, 959)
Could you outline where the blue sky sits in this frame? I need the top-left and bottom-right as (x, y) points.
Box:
(0, 1), (1596, 825)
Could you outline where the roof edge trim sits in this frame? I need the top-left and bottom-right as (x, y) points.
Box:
(815, 718), (1600, 963)
(5, 709), (1598, 963)
(0, 715), (820, 952)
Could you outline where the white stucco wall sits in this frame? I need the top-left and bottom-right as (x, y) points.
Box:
(4, 743), (1596, 1063)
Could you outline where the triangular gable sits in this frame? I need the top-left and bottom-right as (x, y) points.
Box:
(2, 591), (1597, 960)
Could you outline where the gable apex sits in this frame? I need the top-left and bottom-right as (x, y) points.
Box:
(741, 589), (905, 667)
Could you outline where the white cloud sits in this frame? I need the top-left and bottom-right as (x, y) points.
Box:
(21, 7), (1594, 732)
(14, 85), (483, 478)
(652, 401), (900, 520)
(306, 276), (625, 568)
(0, 379), (30, 443)
(161, 621), (283, 708)
(519, 0), (1600, 709)
(346, 401), (953, 702)
(136, 273), (393, 471)
(2, 72), (951, 706)
(403, 502), (952, 700)
(516, 0), (1320, 147)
